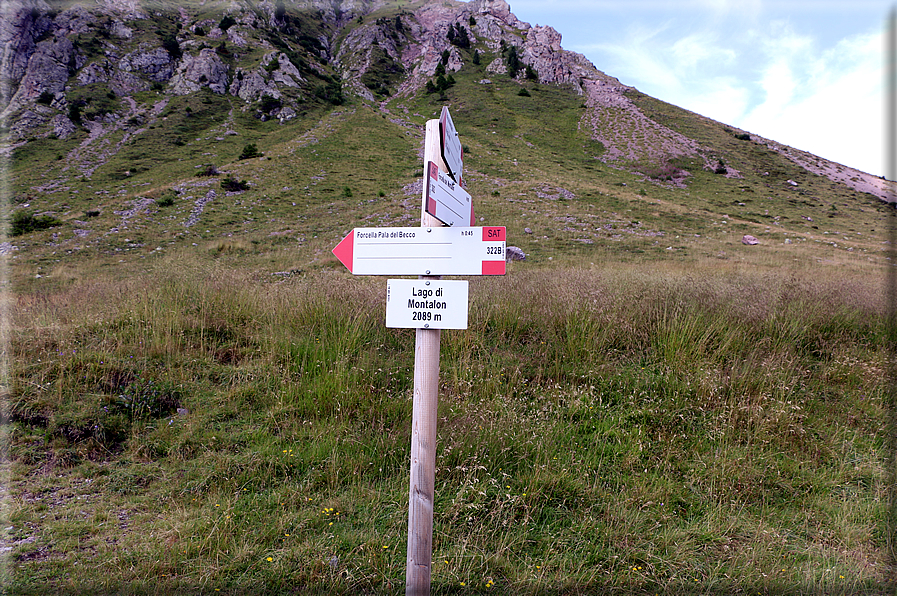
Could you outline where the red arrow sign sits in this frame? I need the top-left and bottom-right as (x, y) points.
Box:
(332, 231), (354, 270)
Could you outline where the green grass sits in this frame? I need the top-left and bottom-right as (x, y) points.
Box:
(3, 258), (891, 594)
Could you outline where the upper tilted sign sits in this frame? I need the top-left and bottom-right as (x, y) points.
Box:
(425, 161), (473, 227)
(332, 226), (506, 276)
(439, 106), (463, 184)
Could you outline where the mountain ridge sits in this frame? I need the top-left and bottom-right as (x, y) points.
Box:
(1, 0), (892, 279)
(2, 0), (891, 202)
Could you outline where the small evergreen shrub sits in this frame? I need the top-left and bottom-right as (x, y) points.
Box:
(517, 87), (531, 97)
(161, 34), (181, 60)
(219, 15), (236, 31)
(11, 211), (61, 236)
(196, 164), (219, 177)
(239, 143), (262, 160)
(714, 159), (727, 174)
(221, 176), (250, 192)
(259, 94), (281, 114)
(507, 45), (521, 78)
(314, 82), (344, 105)
(68, 103), (82, 124)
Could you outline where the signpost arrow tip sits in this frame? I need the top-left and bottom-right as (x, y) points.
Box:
(332, 231), (354, 273)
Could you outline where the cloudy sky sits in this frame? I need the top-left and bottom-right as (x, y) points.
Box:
(498, 0), (891, 177)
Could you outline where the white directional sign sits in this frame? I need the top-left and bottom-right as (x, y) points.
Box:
(439, 106), (463, 184)
(386, 279), (469, 329)
(332, 226), (506, 276)
(425, 161), (473, 227)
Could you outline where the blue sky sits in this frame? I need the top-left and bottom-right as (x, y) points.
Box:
(495, 1), (890, 176)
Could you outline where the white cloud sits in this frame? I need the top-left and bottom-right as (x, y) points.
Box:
(671, 33), (737, 71)
(509, 0), (888, 174)
(739, 30), (884, 173)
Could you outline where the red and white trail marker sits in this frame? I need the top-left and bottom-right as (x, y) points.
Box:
(332, 226), (506, 276)
(425, 161), (474, 227)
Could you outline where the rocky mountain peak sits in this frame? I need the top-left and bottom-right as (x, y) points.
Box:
(0, 0), (890, 202)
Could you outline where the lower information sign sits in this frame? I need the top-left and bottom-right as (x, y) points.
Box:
(386, 279), (469, 329)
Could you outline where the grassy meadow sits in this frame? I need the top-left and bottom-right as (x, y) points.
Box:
(3, 252), (893, 594)
(2, 4), (896, 591)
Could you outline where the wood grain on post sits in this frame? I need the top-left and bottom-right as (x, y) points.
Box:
(405, 119), (445, 596)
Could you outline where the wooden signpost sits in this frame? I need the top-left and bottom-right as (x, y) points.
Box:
(331, 107), (502, 595)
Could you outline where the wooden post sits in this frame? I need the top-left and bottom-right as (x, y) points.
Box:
(406, 119), (445, 596)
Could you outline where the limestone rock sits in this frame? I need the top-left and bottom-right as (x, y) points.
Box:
(230, 69), (279, 102)
(52, 5), (97, 37)
(109, 20), (133, 39)
(269, 53), (304, 87)
(0, 0), (52, 90)
(469, 0), (525, 29)
(51, 113), (77, 139)
(3, 37), (82, 119)
(169, 49), (229, 95)
(506, 246), (526, 261)
(742, 235), (759, 245)
(119, 47), (175, 83)
(96, 0), (146, 20)
(77, 60), (110, 85)
(486, 57), (506, 75)
(110, 69), (148, 95)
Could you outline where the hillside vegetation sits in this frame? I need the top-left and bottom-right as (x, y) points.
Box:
(1, 0), (894, 593)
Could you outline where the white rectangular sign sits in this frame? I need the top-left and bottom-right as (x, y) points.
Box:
(425, 161), (473, 227)
(332, 226), (506, 276)
(386, 279), (469, 329)
(439, 106), (463, 183)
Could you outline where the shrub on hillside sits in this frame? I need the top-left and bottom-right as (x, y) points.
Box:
(196, 164), (219, 177)
(314, 82), (344, 105)
(714, 159), (727, 175)
(156, 191), (177, 207)
(259, 94), (281, 114)
(239, 143), (262, 160)
(506, 45), (521, 78)
(11, 211), (61, 236)
(219, 15), (236, 31)
(221, 176), (250, 192)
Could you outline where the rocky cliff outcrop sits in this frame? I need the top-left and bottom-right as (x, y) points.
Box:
(0, 1), (52, 103)
(169, 49), (229, 95)
(231, 52), (305, 102)
(4, 37), (82, 116)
